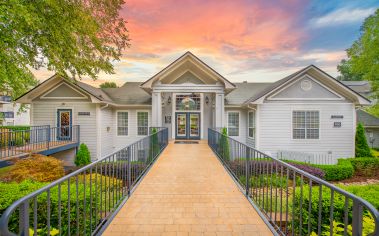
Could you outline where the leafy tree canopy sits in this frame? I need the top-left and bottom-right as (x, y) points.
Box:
(337, 9), (378, 84)
(99, 81), (118, 88)
(0, 0), (129, 99)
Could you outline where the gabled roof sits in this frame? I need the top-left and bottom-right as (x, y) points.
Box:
(225, 82), (272, 105)
(140, 51), (236, 93)
(102, 82), (151, 105)
(16, 74), (111, 103)
(243, 65), (371, 105)
(357, 109), (379, 127)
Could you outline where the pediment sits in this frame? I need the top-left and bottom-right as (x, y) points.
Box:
(171, 71), (205, 84)
(141, 52), (235, 92)
(268, 75), (344, 100)
(40, 82), (88, 99)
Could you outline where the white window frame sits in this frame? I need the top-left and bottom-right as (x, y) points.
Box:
(117, 111), (129, 136)
(292, 110), (320, 140)
(248, 111), (255, 138)
(227, 111), (240, 137)
(137, 110), (149, 136)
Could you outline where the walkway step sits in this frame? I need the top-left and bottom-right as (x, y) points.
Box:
(103, 141), (272, 236)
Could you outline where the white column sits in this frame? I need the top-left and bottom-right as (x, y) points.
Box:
(215, 93), (225, 128)
(152, 92), (162, 126)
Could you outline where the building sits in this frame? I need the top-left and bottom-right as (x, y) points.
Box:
(0, 95), (30, 126)
(16, 52), (370, 164)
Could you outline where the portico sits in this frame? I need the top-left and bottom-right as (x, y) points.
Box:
(140, 52), (235, 140)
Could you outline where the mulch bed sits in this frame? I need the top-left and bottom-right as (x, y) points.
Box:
(333, 175), (379, 185)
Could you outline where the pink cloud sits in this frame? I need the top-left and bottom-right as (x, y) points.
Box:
(121, 0), (307, 60)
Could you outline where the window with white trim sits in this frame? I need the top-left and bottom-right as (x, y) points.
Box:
(117, 112), (128, 136)
(137, 111), (149, 135)
(292, 111), (319, 139)
(228, 112), (239, 136)
(248, 111), (255, 138)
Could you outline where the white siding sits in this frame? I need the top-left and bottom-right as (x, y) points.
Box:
(113, 109), (152, 150)
(257, 102), (355, 158)
(31, 102), (98, 161)
(100, 107), (115, 156)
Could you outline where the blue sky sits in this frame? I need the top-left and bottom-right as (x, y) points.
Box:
(34, 0), (379, 86)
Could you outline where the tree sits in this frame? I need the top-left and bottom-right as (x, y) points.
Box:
(336, 59), (363, 81)
(0, 1), (129, 99)
(355, 123), (373, 157)
(75, 143), (91, 166)
(99, 81), (118, 89)
(338, 9), (379, 87)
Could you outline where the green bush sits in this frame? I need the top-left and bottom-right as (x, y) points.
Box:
(218, 127), (230, 161)
(355, 123), (373, 157)
(291, 183), (379, 235)
(340, 184), (379, 210)
(287, 159), (354, 181)
(314, 159), (354, 181)
(0, 126), (31, 131)
(75, 143), (91, 167)
(349, 157), (379, 177)
(0, 174), (123, 235)
(148, 128), (160, 163)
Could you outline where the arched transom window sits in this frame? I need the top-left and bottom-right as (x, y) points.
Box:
(175, 94), (201, 111)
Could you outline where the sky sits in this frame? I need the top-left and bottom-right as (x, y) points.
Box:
(35, 0), (379, 86)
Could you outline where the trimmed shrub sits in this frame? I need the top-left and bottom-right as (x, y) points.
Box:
(75, 143), (91, 167)
(340, 184), (379, 210)
(292, 185), (376, 235)
(0, 177), (119, 235)
(149, 128), (160, 163)
(349, 157), (379, 177)
(355, 123), (373, 157)
(218, 127), (230, 161)
(289, 162), (325, 179)
(313, 159), (354, 181)
(6, 154), (65, 182)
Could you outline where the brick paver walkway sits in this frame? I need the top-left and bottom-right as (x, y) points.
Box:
(103, 141), (273, 236)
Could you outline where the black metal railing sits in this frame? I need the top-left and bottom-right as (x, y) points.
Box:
(208, 128), (379, 236)
(0, 125), (80, 159)
(0, 127), (168, 236)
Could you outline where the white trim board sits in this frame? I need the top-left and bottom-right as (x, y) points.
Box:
(40, 82), (88, 100)
(267, 74), (345, 101)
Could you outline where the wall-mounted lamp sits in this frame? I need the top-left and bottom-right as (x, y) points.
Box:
(205, 96), (209, 105)
(167, 96), (171, 105)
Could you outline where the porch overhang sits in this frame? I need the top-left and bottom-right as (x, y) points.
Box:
(140, 51), (236, 94)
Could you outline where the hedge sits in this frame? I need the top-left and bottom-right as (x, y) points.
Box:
(0, 126), (31, 131)
(0, 174), (122, 235)
(348, 157), (379, 177)
(313, 159), (354, 181)
(287, 159), (354, 181)
(291, 185), (376, 235)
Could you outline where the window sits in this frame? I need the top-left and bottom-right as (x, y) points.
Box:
(175, 94), (201, 111)
(292, 111), (319, 139)
(248, 111), (255, 138)
(117, 112), (128, 136)
(137, 111), (149, 135)
(228, 112), (239, 136)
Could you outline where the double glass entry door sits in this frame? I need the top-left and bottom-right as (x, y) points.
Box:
(175, 112), (200, 140)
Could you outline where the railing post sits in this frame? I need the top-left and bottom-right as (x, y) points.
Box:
(245, 146), (250, 196)
(46, 126), (51, 150)
(127, 147), (131, 195)
(19, 201), (30, 236)
(352, 200), (363, 236)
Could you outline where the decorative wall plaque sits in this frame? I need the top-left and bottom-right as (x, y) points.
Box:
(78, 112), (90, 116)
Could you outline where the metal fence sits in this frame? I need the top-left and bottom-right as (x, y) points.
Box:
(0, 127), (168, 236)
(208, 128), (379, 236)
(278, 150), (338, 165)
(0, 125), (80, 159)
